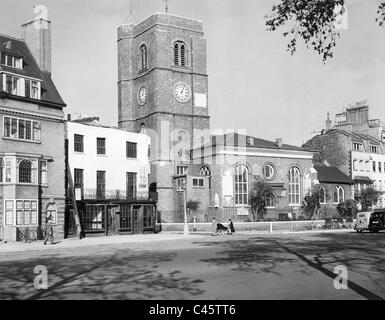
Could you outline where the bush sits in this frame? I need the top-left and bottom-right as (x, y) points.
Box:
(337, 199), (357, 218)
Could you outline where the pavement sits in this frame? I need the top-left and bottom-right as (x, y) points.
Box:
(0, 229), (352, 254)
(0, 230), (384, 300)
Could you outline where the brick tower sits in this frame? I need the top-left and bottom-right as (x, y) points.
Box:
(117, 12), (210, 222)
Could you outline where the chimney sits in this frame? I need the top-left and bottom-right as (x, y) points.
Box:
(21, 17), (52, 74)
(67, 114), (71, 121)
(275, 138), (283, 148)
(325, 112), (332, 131)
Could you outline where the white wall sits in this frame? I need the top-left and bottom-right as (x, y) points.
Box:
(66, 121), (151, 199)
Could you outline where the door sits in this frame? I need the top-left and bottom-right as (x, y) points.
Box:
(132, 206), (143, 234)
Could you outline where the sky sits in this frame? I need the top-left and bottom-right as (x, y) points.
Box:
(0, 0), (384, 146)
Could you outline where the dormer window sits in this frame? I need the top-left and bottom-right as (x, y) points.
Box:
(1, 73), (41, 100)
(0, 51), (23, 70)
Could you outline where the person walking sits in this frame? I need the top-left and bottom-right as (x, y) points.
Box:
(44, 215), (54, 245)
(227, 219), (235, 235)
(211, 217), (217, 236)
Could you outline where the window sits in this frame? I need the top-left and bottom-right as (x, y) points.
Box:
(139, 123), (146, 134)
(192, 177), (205, 188)
(24, 79), (40, 99)
(265, 194), (276, 208)
(333, 186), (345, 204)
(41, 160), (47, 184)
(46, 203), (57, 225)
(177, 166), (188, 175)
(5, 158), (13, 182)
(373, 161), (377, 172)
(140, 45), (147, 71)
(288, 166), (301, 205)
(96, 171), (106, 199)
(0, 157), (3, 183)
(379, 162), (382, 173)
(83, 205), (105, 231)
(18, 159), (33, 183)
(74, 134), (84, 153)
(4, 200), (14, 225)
(0, 52), (22, 69)
(97, 138), (106, 155)
(126, 172), (137, 199)
(74, 168), (84, 191)
(370, 145), (379, 153)
(3, 116), (40, 142)
(126, 142), (137, 158)
(176, 177), (186, 191)
(353, 160), (358, 171)
(15, 200), (38, 226)
(263, 164), (275, 180)
(235, 164), (248, 205)
(352, 143), (363, 151)
(5, 74), (20, 95)
(200, 165), (211, 176)
(319, 186), (326, 204)
(173, 41), (187, 67)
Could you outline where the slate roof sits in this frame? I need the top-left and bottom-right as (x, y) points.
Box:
(0, 34), (66, 108)
(200, 132), (308, 152)
(314, 165), (352, 185)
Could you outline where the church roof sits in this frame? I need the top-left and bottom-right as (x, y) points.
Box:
(0, 34), (66, 108)
(314, 165), (352, 185)
(198, 132), (307, 152)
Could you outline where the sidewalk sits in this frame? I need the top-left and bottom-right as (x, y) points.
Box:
(0, 232), (206, 254)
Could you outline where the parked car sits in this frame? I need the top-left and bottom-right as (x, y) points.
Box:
(355, 210), (385, 233)
(368, 210), (385, 233)
(355, 212), (372, 233)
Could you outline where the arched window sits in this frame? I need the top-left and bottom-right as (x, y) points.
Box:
(173, 41), (187, 67)
(234, 164), (248, 205)
(288, 166), (301, 205)
(18, 159), (32, 183)
(139, 123), (146, 134)
(46, 203), (57, 225)
(263, 163), (275, 180)
(200, 165), (211, 176)
(140, 45), (147, 70)
(265, 194), (276, 208)
(319, 185), (326, 204)
(334, 186), (345, 204)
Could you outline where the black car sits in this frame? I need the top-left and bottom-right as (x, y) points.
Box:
(368, 210), (385, 233)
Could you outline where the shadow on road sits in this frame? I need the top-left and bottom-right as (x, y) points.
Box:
(0, 249), (205, 300)
(195, 232), (385, 300)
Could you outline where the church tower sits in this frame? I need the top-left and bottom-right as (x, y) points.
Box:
(117, 12), (210, 222)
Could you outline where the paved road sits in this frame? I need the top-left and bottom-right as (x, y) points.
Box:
(0, 232), (384, 300)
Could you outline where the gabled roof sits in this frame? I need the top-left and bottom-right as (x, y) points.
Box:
(314, 165), (352, 185)
(0, 34), (66, 108)
(200, 132), (307, 152)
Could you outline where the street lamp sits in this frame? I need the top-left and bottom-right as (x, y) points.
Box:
(182, 178), (189, 236)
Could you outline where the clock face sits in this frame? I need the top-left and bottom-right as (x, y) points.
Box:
(173, 82), (191, 103)
(137, 87), (147, 105)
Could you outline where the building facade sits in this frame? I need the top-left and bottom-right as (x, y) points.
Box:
(0, 18), (66, 241)
(65, 115), (156, 236)
(117, 12), (210, 222)
(187, 133), (317, 222)
(303, 104), (385, 209)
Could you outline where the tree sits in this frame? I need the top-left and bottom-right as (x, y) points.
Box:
(186, 200), (200, 221)
(301, 187), (321, 219)
(265, 0), (385, 62)
(359, 187), (381, 210)
(336, 199), (357, 219)
(249, 179), (275, 221)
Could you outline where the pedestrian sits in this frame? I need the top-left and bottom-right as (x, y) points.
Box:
(44, 215), (54, 245)
(211, 217), (217, 236)
(227, 219), (235, 235)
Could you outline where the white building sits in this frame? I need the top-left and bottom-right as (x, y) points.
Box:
(351, 150), (385, 208)
(66, 116), (151, 200)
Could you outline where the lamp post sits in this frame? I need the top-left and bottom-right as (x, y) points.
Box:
(182, 178), (189, 236)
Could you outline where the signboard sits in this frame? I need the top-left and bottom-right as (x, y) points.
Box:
(194, 93), (207, 108)
(75, 188), (82, 201)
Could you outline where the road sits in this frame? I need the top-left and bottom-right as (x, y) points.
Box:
(0, 232), (384, 300)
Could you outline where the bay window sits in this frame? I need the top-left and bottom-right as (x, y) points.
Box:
(4, 199), (38, 226)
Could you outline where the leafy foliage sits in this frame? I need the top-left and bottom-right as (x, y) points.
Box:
(266, 0), (385, 62)
(359, 187), (381, 210)
(249, 179), (275, 221)
(301, 188), (321, 219)
(336, 199), (357, 218)
(186, 200), (200, 212)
